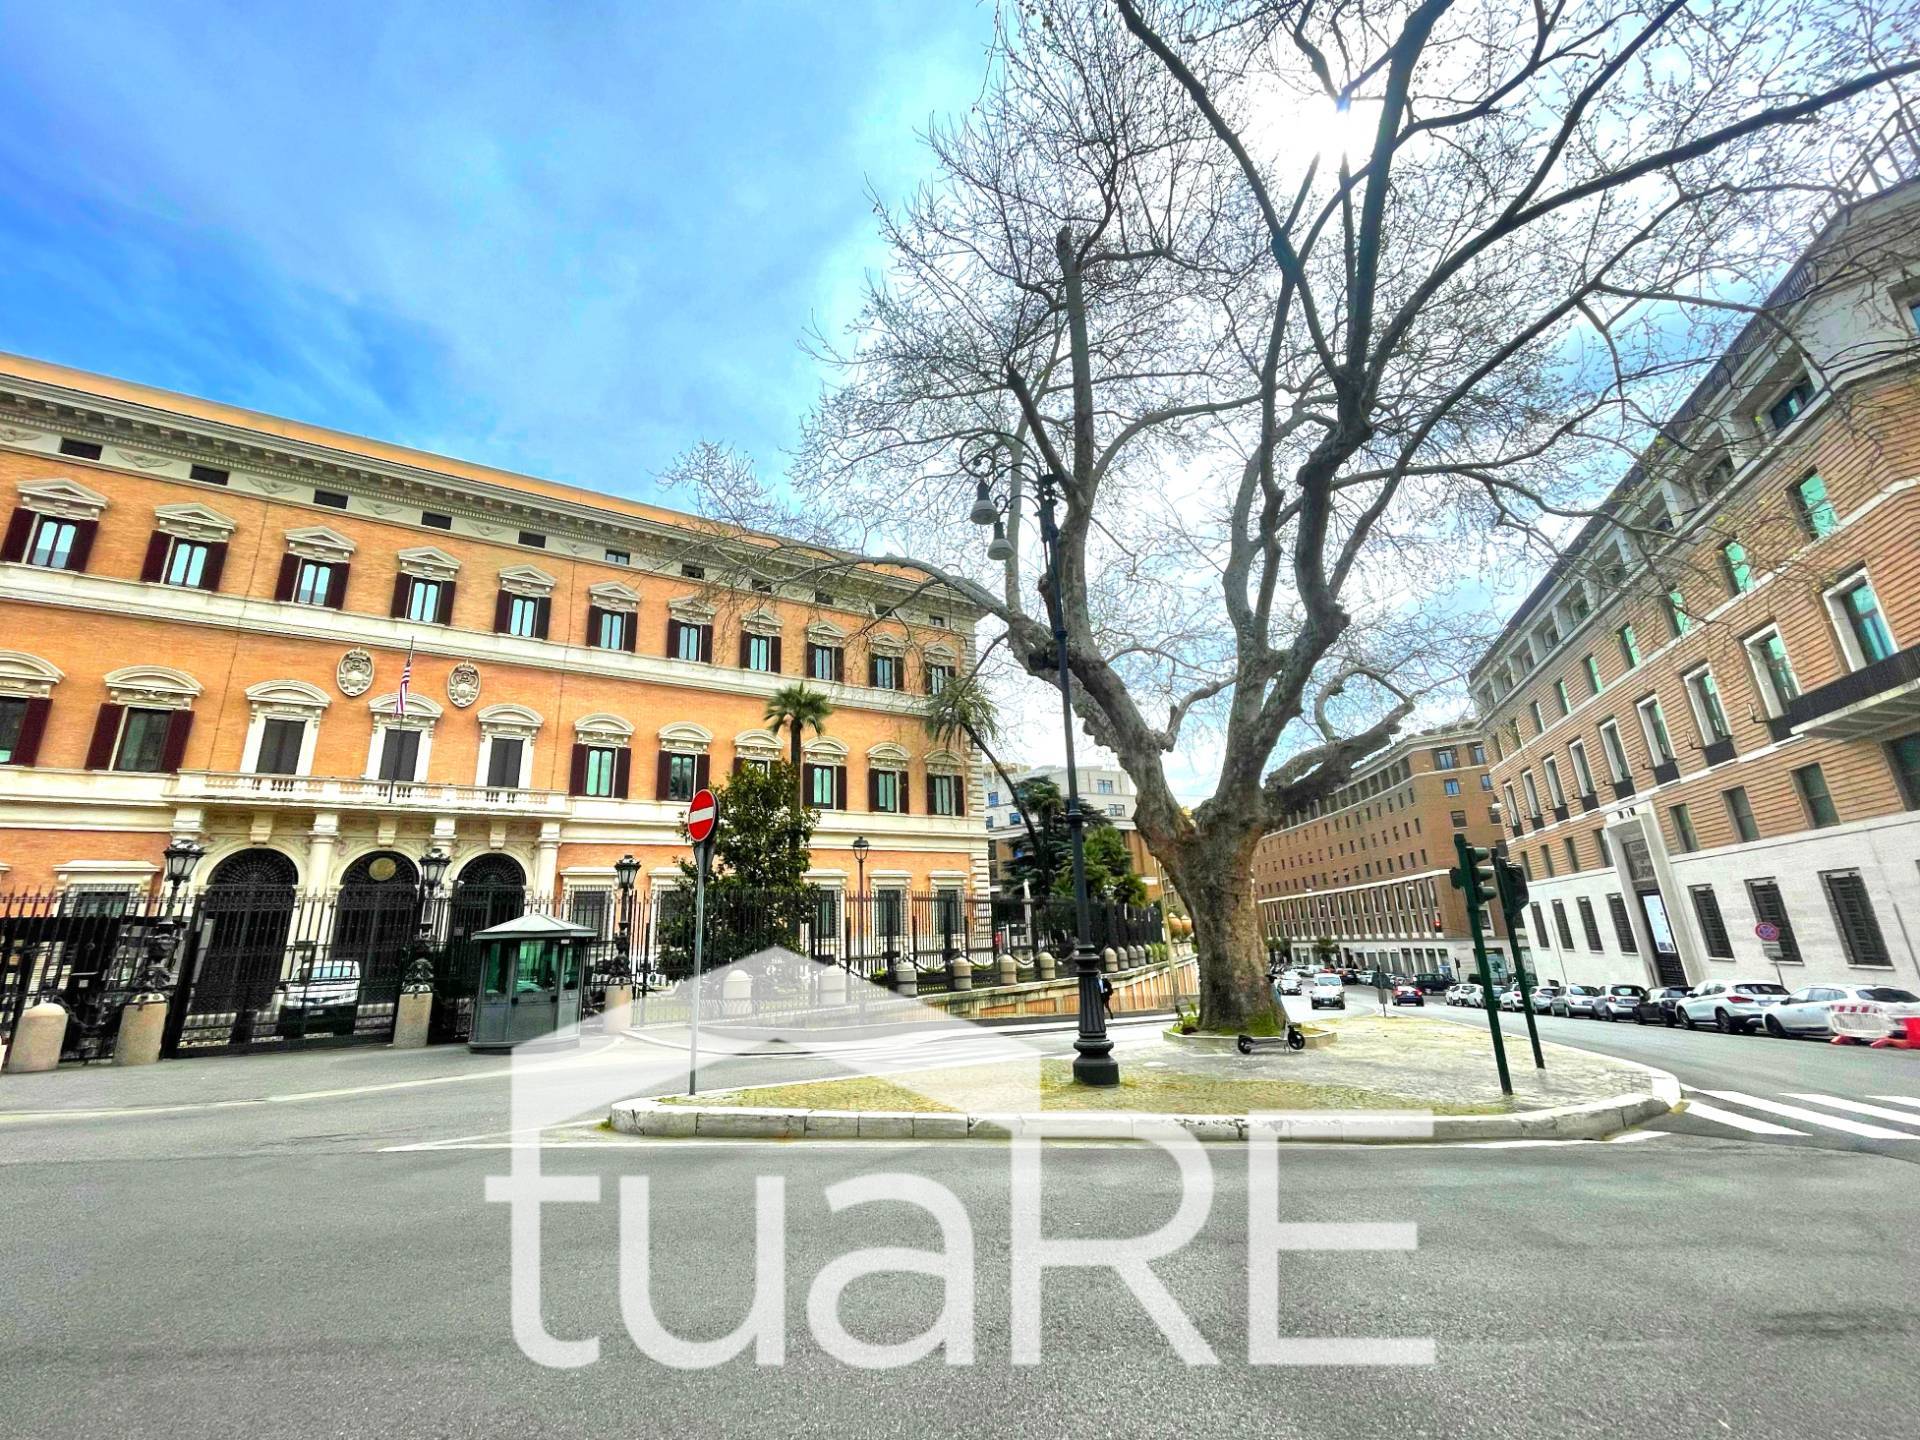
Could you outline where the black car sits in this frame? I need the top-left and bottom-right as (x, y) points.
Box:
(1634, 985), (1693, 1026)
(1391, 983), (1425, 1007)
(1414, 972), (1453, 994)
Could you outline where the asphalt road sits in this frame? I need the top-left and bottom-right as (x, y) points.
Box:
(3, 1009), (1917, 1439)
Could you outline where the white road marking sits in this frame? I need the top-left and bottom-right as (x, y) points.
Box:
(1781, 1094), (1920, 1128)
(1696, 1090), (1912, 1140)
(1867, 1095), (1920, 1112)
(1677, 1100), (1804, 1137)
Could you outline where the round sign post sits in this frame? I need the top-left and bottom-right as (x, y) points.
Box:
(1754, 921), (1780, 943)
(686, 788), (720, 1095)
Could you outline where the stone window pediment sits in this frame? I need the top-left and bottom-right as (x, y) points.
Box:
(397, 546), (461, 580)
(153, 502), (238, 542)
(104, 665), (201, 708)
(285, 526), (356, 562)
(667, 595), (717, 623)
(733, 727), (781, 760)
(741, 608), (783, 637)
(574, 712), (634, 748)
(803, 736), (848, 762)
(805, 620), (846, 645)
(0, 650), (63, 699)
(659, 721), (713, 755)
(923, 642), (958, 665)
(369, 690), (443, 729)
(924, 747), (966, 774)
(498, 564), (557, 598)
(589, 581), (639, 614)
(477, 703), (543, 740)
(867, 741), (911, 765)
(18, 479), (109, 521)
(243, 679), (330, 719)
(869, 633), (908, 657)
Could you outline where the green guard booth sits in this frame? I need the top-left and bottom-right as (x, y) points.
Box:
(468, 912), (596, 1052)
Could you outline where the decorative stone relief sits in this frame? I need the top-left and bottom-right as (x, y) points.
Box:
(447, 662), (481, 709)
(0, 424), (48, 444)
(336, 649), (375, 697)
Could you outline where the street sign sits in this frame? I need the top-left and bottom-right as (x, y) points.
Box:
(1761, 940), (1784, 962)
(1754, 921), (1781, 943)
(687, 788), (718, 844)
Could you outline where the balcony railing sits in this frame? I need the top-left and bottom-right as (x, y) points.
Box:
(1701, 738), (1737, 768)
(1578, 792), (1599, 813)
(1777, 644), (1920, 742)
(1651, 760), (1680, 786)
(172, 771), (571, 815)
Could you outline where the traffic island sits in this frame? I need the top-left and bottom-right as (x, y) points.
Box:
(607, 1015), (1679, 1144)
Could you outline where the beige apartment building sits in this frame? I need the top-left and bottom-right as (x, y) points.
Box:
(1252, 725), (1511, 979)
(1470, 178), (1920, 992)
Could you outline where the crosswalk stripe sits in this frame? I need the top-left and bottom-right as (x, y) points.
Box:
(1867, 1095), (1920, 1112)
(1697, 1090), (1914, 1140)
(1782, 1094), (1920, 1128)
(1680, 1100), (1805, 1136)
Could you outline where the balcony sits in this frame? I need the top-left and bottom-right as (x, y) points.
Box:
(1552, 804), (1569, 823)
(1578, 792), (1599, 813)
(172, 771), (571, 816)
(1701, 738), (1737, 768)
(1609, 778), (1636, 800)
(1651, 760), (1680, 786)
(1777, 643), (1920, 742)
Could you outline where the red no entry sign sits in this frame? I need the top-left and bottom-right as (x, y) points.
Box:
(687, 788), (718, 844)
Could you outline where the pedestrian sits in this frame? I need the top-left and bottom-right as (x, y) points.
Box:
(1098, 972), (1114, 1017)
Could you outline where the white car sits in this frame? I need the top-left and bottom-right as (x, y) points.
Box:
(1765, 983), (1920, 1039)
(1497, 987), (1526, 1012)
(1447, 983), (1485, 1008)
(1529, 985), (1564, 1013)
(1309, 972), (1346, 1010)
(1677, 979), (1791, 1034)
(1593, 984), (1648, 1021)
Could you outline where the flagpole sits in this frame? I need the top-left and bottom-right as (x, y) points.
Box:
(389, 636), (415, 803)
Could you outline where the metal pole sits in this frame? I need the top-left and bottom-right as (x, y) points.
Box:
(688, 846), (709, 1096)
(1039, 472), (1116, 1087)
(1495, 864), (1546, 1071)
(1455, 834), (1512, 1097)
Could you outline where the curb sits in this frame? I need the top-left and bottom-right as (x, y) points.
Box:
(607, 1086), (1677, 1144)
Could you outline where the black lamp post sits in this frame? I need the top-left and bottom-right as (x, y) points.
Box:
(614, 853), (641, 981)
(161, 837), (205, 910)
(851, 835), (870, 965)
(406, 847), (450, 991)
(964, 437), (1117, 1086)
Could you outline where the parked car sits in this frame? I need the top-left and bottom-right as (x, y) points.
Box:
(1593, 984), (1648, 1021)
(1391, 983), (1424, 1007)
(1309, 972), (1347, 1009)
(1278, 971), (1305, 995)
(1676, 980), (1792, 1033)
(276, 958), (361, 1038)
(1764, 984), (1920, 1038)
(1633, 985), (1693, 1026)
(1447, 982), (1485, 1008)
(1339, 969), (1361, 985)
(1414, 972), (1453, 994)
(1551, 984), (1604, 1018)
(1529, 985), (1565, 1013)
(1497, 987), (1527, 1012)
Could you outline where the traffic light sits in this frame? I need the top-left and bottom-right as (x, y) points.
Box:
(1449, 835), (1498, 942)
(1493, 853), (1529, 925)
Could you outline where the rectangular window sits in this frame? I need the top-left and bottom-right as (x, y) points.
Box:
(1822, 871), (1890, 967)
(1684, 668), (1731, 744)
(1594, 828), (1609, 866)
(1529, 701), (1544, 735)
(1835, 577), (1896, 665)
(1665, 590), (1692, 637)
(162, 539), (211, 588)
(26, 516), (79, 570)
(1617, 625), (1640, 669)
(518, 531), (546, 549)
(1723, 786), (1759, 842)
(871, 654), (901, 690)
(1444, 778), (1460, 796)
(1563, 837), (1580, 873)
(1745, 880), (1801, 964)
(672, 621), (704, 662)
(1745, 629), (1800, 714)
(0, 697), (25, 764)
(873, 769), (902, 813)
(927, 663), (953, 695)
(666, 753), (698, 802)
(746, 634), (774, 672)
(1792, 763), (1839, 828)
(505, 595), (541, 638)
(1568, 740), (1595, 797)
(596, 610), (630, 651)
(59, 437), (103, 459)
(1583, 655), (1603, 696)
(1577, 897), (1604, 951)
(1720, 540), (1753, 596)
(1552, 900), (1575, 951)
(1469, 743), (1487, 765)
(680, 563), (705, 579)
(1433, 747), (1458, 769)
(1543, 757), (1566, 807)
(1795, 473), (1838, 539)
(377, 727), (422, 782)
(1637, 697), (1674, 765)
(1606, 893), (1638, 953)
(1521, 771), (1541, 818)
(1529, 901), (1547, 945)
(1542, 846), (1555, 877)
(930, 773), (961, 816)
(1689, 885), (1734, 958)
(189, 464), (229, 486)
(421, 510), (453, 530)
(1554, 679), (1571, 717)
(255, 717), (305, 776)
(313, 488), (349, 509)
(1767, 375), (1814, 431)
(1449, 810), (1467, 828)
(1889, 732), (1920, 810)
(114, 708), (174, 773)
(293, 560), (335, 607)
(582, 748), (618, 798)
(406, 578), (444, 624)
(808, 644), (841, 683)
(1669, 803), (1698, 852)
(808, 763), (839, 809)
(605, 549), (630, 566)
(486, 738), (524, 789)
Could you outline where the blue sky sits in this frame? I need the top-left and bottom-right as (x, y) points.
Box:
(0, 1), (993, 494)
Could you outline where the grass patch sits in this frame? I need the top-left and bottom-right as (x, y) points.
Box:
(663, 1058), (1514, 1117)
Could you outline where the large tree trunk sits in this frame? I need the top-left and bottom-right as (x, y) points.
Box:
(1160, 824), (1276, 1034)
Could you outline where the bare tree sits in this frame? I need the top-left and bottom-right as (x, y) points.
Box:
(672, 0), (1918, 1030)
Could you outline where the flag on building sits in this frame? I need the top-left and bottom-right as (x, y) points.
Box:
(397, 639), (414, 720)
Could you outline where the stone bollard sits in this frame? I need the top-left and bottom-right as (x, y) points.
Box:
(950, 956), (972, 992)
(5, 1000), (68, 1073)
(1036, 950), (1056, 981)
(113, 997), (169, 1067)
(817, 964), (848, 1007)
(723, 970), (754, 1014)
(891, 956), (918, 997)
(391, 989), (433, 1049)
(601, 983), (633, 1036)
(998, 950), (1018, 987)
(1100, 946), (1117, 973)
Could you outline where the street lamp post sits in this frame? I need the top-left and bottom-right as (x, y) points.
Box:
(965, 437), (1118, 1087)
(161, 837), (206, 912)
(851, 835), (869, 967)
(613, 852), (640, 977)
(406, 847), (450, 993)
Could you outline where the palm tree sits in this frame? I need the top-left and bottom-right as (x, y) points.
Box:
(763, 683), (833, 806)
(923, 671), (1044, 863)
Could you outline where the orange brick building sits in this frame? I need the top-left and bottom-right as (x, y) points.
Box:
(1470, 179), (1920, 992)
(0, 355), (987, 914)
(1250, 725), (1511, 980)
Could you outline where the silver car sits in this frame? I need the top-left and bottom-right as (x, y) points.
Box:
(1593, 984), (1648, 1021)
(1530, 985), (1564, 1014)
(1765, 983), (1920, 1038)
(1552, 984), (1603, 1017)
(1677, 980), (1791, 1034)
